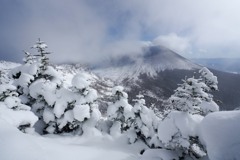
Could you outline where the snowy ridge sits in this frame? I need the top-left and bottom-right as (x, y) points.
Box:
(0, 60), (20, 70)
(94, 45), (200, 82)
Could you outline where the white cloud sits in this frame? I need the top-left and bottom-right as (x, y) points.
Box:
(152, 33), (190, 54)
(2, 0), (240, 63)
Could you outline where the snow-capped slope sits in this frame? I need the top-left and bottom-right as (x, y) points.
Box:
(0, 61), (20, 84)
(0, 61), (20, 70)
(93, 45), (240, 111)
(94, 45), (200, 82)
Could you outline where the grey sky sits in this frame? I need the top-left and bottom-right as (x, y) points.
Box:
(1, 0), (240, 64)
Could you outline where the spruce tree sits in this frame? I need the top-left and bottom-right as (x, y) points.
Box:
(107, 86), (133, 136)
(129, 94), (160, 147)
(158, 67), (219, 159)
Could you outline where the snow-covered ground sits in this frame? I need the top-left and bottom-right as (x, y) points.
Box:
(0, 119), (146, 160)
(1, 110), (240, 160)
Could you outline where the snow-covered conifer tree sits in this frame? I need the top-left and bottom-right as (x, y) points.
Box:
(168, 74), (219, 116)
(107, 86), (133, 136)
(128, 94), (160, 147)
(169, 77), (208, 115)
(41, 72), (101, 135)
(68, 73), (101, 135)
(23, 51), (35, 64)
(158, 68), (219, 159)
(32, 38), (51, 72)
(199, 67), (218, 91)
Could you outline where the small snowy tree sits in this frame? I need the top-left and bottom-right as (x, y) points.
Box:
(32, 38), (51, 72)
(0, 84), (38, 133)
(128, 94), (160, 147)
(23, 51), (35, 64)
(107, 86), (133, 136)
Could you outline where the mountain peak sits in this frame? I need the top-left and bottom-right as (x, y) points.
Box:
(93, 45), (200, 82)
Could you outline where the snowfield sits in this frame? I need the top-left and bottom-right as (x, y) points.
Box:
(0, 119), (146, 160)
(1, 110), (240, 160)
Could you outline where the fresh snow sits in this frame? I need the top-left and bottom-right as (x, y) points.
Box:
(0, 103), (38, 128)
(199, 110), (240, 160)
(0, 119), (145, 160)
(140, 149), (178, 160)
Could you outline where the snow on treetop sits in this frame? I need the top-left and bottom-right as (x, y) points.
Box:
(33, 39), (48, 49)
(112, 86), (124, 93)
(112, 86), (128, 99)
(136, 94), (144, 99)
(199, 67), (218, 90)
(72, 72), (92, 90)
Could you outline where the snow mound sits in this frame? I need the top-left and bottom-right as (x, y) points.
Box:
(199, 110), (240, 160)
(158, 111), (203, 145)
(0, 103), (38, 128)
(0, 119), (144, 160)
(141, 149), (178, 160)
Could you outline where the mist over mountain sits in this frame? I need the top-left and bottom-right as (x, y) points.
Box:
(93, 45), (240, 110)
(94, 45), (199, 82)
(1, 45), (240, 111)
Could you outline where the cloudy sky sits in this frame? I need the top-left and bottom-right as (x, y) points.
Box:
(1, 0), (240, 64)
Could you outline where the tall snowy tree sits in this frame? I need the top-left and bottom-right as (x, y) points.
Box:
(107, 86), (133, 136)
(10, 39), (54, 105)
(158, 67), (219, 159)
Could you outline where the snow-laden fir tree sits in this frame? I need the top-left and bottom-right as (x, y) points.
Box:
(9, 39), (63, 133)
(168, 75), (219, 116)
(107, 86), (133, 137)
(0, 84), (38, 133)
(128, 94), (160, 147)
(41, 72), (101, 135)
(199, 67), (218, 91)
(10, 39), (54, 106)
(32, 38), (51, 72)
(69, 73), (101, 135)
(23, 51), (35, 64)
(158, 67), (219, 159)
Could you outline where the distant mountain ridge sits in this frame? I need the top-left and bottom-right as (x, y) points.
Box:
(192, 58), (240, 74)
